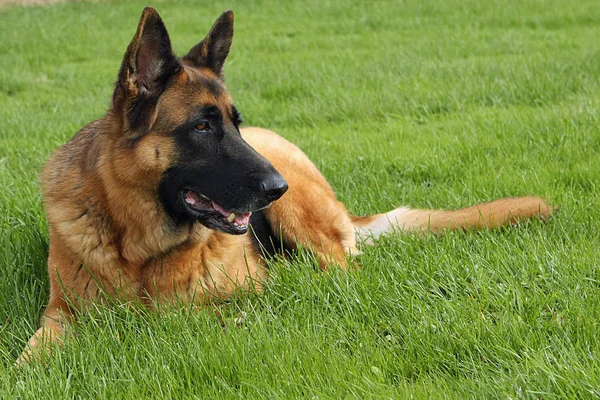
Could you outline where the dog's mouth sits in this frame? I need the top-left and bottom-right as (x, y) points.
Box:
(180, 189), (252, 235)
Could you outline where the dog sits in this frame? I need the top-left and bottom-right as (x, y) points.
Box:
(18, 7), (554, 364)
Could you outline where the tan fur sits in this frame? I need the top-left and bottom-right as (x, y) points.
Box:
(352, 197), (555, 244)
(18, 9), (555, 365)
(242, 128), (360, 268)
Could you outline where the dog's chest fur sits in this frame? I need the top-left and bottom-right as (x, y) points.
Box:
(140, 232), (266, 303)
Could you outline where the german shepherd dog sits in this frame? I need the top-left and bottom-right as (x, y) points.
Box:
(19, 7), (554, 363)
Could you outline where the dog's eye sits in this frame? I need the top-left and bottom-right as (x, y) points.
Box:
(195, 122), (210, 133)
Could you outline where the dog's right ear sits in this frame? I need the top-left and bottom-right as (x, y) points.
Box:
(182, 10), (234, 78)
(113, 7), (181, 138)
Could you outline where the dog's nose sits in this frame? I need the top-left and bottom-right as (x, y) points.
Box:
(261, 174), (288, 202)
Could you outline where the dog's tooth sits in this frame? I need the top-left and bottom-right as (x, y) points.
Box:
(227, 213), (236, 223)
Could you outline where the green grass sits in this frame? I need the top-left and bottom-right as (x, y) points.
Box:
(1, 0), (600, 398)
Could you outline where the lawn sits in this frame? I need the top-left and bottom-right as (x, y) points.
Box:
(1, 0), (600, 398)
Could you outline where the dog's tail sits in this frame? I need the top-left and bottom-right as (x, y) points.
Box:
(351, 196), (555, 244)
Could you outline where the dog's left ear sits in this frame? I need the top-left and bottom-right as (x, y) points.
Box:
(182, 10), (234, 78)
(113, 7), (181, 137)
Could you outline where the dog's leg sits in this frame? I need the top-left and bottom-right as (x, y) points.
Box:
(17, 233), (80, 366)
(263, 171), (359, 270)
(17, 300), (72, 366)
(242, 128), (359, 269)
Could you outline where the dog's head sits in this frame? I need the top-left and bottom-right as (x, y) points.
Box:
(110, 7), (287, 235)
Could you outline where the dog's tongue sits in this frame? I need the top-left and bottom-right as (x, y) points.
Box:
(211, 201), (232, 217)
(234, 212), (251, 226)
(185, 191), (201, 206)
(211, 201), (252, 226)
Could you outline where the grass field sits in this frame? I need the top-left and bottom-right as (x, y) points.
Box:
(1, 0), (600, 398)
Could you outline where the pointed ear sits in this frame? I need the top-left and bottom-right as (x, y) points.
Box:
(182, 10), (234, 77)
(113, 7), (181, 137)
